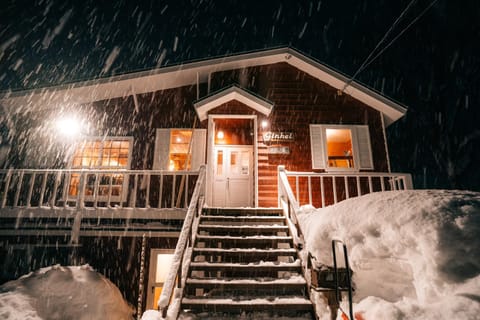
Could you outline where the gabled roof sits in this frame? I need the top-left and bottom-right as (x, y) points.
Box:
(0, 47), (406, 125)
(194, 85), (274, 121)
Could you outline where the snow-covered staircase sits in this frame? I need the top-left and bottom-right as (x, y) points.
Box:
(180, 207), (315, 319)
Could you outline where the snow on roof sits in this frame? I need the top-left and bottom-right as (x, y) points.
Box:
(0, 47), (406, 126)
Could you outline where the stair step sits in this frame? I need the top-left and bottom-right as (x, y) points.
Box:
(181, 296), (313, 314)
(189, 260), (301, 270)
(184, 277), (307, 296)
(200, 215), (286, 225)
(195, 235), (293, 249)
(198, 224), (289, 236)
(189, 261), (302, 278)
(192, 248), (297, 263)
(203, 208), (283, 217)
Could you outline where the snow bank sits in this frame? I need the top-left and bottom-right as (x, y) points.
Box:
(0, 265), (134, 320)
(298, 190), (480, 320)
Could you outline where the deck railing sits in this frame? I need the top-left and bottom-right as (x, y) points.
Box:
(0, 168), (199, 210)
(279, 166), (413, 208)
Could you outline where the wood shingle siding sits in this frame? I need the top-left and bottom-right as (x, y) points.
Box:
(209, 63), (388, 206)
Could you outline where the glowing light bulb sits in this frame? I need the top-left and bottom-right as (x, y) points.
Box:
(217, 130), (224, 139)
(56, 117), (81, 138)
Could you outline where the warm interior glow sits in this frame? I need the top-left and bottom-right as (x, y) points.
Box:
(326, 129), (354, 168)
(169, 130), (192, 171)
(214, 119), (254, 145)
(68, 139), (130, 197)
(152, 253), (174, 309)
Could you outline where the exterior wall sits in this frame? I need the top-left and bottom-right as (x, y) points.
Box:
(0, 232), (177, 315)
(210, 62), (389, 206)
(4, 85), (202, 170)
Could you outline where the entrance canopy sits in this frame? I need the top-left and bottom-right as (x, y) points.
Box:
(194, 85), (274, 121)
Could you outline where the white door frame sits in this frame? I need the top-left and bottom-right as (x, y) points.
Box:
(145, 249), (175, 310)
(206, 114), (258, 207)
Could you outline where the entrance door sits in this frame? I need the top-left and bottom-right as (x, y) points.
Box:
(145, 249), (174, 310)
(212, 146), (253, 207)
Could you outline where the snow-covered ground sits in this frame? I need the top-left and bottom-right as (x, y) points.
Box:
(0, 265), (133, 320)
(298, 190), (480, 320)
(1, 190), (478, 320)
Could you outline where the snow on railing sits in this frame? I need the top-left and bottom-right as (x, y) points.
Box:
(158, 165), (206, 318)
(279, 167), (413, 208)
(0, 168), (200, 210)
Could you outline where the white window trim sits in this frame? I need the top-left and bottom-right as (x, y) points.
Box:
(310, 124), (373, 172)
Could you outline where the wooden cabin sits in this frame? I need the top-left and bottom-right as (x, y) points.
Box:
(0, 47), (411, 313)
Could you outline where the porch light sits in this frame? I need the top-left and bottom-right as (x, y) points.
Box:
(261, 120), (269, 129)
(216, 130), (224, 140)
(56, 116), (82, 138)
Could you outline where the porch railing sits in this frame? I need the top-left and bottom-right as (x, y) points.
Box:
(279, 166), (413, 208)
(158, 165), (206, 318)
(0, 168), (200, 210)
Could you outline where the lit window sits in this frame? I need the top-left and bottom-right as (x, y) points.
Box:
(169, 130), (193, 171)
(68, 138), (132, 199)
(310, 125), (373, 171)
(153, 129), (206, 171)
(326, 129), (354, 168)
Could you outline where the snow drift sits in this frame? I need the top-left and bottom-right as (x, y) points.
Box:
(298, 190), (480, 320)
(0, 265), (133, 320)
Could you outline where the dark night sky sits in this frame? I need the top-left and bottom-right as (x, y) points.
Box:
(0, 0), (479, 191)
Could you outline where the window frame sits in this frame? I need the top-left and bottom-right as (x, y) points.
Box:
(310, 124), (373, 172)
(69, 136), (133, 170)
(67, 136), (133, 202)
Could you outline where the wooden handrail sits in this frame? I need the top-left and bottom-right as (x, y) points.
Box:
(158, 165), (206, 318)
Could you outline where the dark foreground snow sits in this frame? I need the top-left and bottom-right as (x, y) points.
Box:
(0, 265), (133, 320)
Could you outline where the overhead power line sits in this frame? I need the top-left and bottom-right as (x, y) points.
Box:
(342, 0), (439, 93)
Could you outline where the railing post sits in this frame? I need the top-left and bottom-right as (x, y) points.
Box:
(51, 171), (61, 208)
(26, 172), (35, 207)
(404, 174), (414, 190)
(1, 169), (13, 208)
(38, 172), (48, 207)
(145, 173), (151, 208)
(13, 170), (24, 207)
(277, 165), (286, 207)
(77, 171), (86, 209)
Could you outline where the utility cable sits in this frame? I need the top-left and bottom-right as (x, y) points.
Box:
(341, 0), (417, 92)
(360, 0), (440, 72)
(342, 0), (438, 92)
